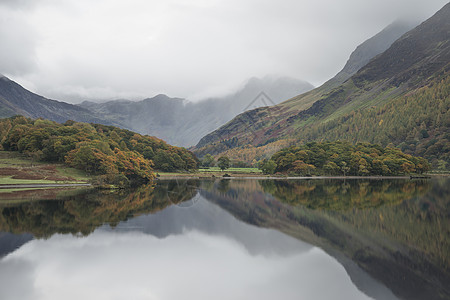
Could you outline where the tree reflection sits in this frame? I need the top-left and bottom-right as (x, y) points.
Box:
(200, 178), (449, 300)
(0, 180), (199, 238)
(259, 179), (430, 210)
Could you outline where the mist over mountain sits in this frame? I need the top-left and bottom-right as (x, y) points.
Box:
(329, 19), (418, 85)
(272, 19), (419, 116)
(0, 71), (312, 147)
(0, 3), (446, 163)
(79, 76), (314, 147)
(194, 18), (421, 151)
(194, 3), (450, 167)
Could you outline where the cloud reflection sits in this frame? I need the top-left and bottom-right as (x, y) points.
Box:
(106, 195), (312, 256)
(0, 229), (370, 300)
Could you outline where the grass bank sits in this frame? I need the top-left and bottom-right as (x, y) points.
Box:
(0, 151), (93, 187)
(157, 167), (263, 178)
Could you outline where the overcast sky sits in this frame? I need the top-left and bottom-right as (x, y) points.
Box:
(0, 0), (448, 103)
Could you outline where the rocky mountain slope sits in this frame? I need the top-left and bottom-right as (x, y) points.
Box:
(193, 3), (450, 167)
(0, 75), (112, 125)
(80, 76), (314, 146)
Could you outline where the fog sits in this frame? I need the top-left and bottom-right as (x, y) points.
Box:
(0, 0), (447, 102)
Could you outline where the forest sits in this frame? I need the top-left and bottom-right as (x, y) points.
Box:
(194, 72), (449, 172)
(0, 116), (198, 185)
(260, 141), (430, 176)
(293, 75), (450, 169)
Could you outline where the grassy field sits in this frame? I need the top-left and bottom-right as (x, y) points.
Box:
(0, 151), (265, 184)
(157, 167), (263, 178)
(55, 165), (92, 182)
(0, 176), (59, 185)
(198, 167), (261, 173)
(0, 151), (92, 185)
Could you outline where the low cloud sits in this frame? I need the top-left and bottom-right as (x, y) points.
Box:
(0, 8), (37, 76)
(0, 0), (448, 102)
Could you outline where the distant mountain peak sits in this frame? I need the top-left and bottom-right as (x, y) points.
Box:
(0, 76), (116, 125)
(331, 19), (418, 84)
(192, 2), (450, 164)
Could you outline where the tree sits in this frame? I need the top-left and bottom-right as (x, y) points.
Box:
(437, 160), (447, 172)
(340, 161), (350, 176)
(217, 156), (230, 171)
(259, 159), (277, 175)
(323, 161), (339, 175)
(292, 160), (315, 175)
(202, 154), (215, 167)
(25, 150), (43, 167)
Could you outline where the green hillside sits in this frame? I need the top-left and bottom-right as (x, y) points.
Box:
(0, 116), (198, 185)
(193, 3), (450, 169)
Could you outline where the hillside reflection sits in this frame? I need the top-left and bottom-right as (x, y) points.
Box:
(200, 178), (449, 300)
(259, 179), (430, 209)
(0, 180), (199, 238)
(0, 177), (448, 300)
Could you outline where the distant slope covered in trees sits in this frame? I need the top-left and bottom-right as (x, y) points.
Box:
(299, 75), (450, 168)
(193, 3), (450, 169)
(0, 116), (198, 184)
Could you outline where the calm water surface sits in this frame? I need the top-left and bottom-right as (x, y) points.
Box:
(0, 178), (448, 300)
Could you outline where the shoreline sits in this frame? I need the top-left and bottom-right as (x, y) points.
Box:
(156, 175), (438, 180)
(0, 183), (92, 189)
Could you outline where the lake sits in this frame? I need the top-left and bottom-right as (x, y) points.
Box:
(0, 178), (448, 300)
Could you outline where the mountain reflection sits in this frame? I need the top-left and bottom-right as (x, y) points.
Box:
(0, 219), (370, 300)
(200, 178), (449, 300)
(0, 178), (448, 300)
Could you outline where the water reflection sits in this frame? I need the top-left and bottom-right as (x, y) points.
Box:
(0, 178), (448, 300)
(200, 178), (449, 300)
(0, 194), (372, 300)
(259, 178), (430, 209)
(0, 180), (199, 237)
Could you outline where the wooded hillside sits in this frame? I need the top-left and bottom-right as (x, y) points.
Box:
(0, 116), (198, 184)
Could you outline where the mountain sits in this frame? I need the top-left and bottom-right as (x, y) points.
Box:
(329, 20), (418, 85)
(0, 72), (312, 148)
(79, 76), (313, 147)
(193, 3), (450, 168)
(0, 75), (113, 125)
(80, 94), (185, 138)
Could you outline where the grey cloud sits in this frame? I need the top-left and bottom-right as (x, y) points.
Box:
(0, 9), (37, 76)
(0, 0), (40, 10)
(1, 0), (448, 102)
